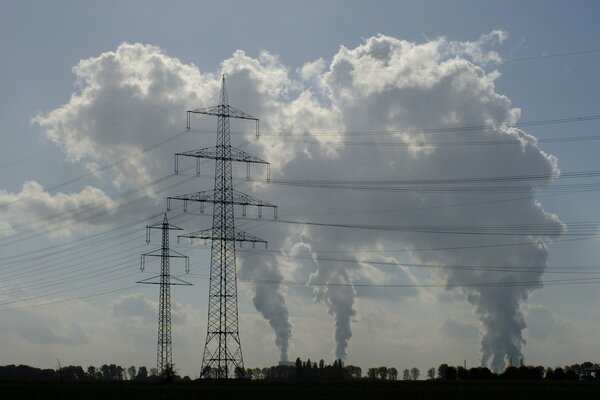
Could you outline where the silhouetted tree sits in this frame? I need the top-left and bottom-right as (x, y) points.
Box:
(377, 366), (388, 380)
(517, 365), (530, 379)
(410, 367), (420, 381)
(346, 365), (362, 379)
(116, 365), (124, 381)
(565, 367), (578, 380)
(438, 364), (456, 381)
(98, 364), (124, 381)
(445, 366), (457, 380)
(581, 361), (594, 369)
(437, 364), (448, 379)
(367, 368), (377, 379)
(295, 357), (302, 379)
(86, 366), (97, 381)
(389, 367), (398, 380)
(0, 365), (58, 381)
(136, 366), (148, 381)
(466, 367), (495, 380)
(125, 366), (135, 380)
(501, 366), (518, 380)
(480, 367), (494, 380)
(531, 366), (545, 380)
(402, 369), (410, 380)
(59, 365), (85, 381)
(553, 367), (565, 380)
(427, 368), (435, 380)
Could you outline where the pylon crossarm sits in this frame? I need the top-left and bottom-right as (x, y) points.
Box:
(142, 249), (164, 257)
(180, 227), (266, 243)
(167, 190), (209, 212)
(187, 106), (257, 121)
(231, 229), (267, 245)
(137, 275), (193, 286)
(147, 224), (184, 231)
(177, 228), (213, 242)
(166, 249), (189, 259)
(168, 189), (275, 212)
(174, 146), (270, 180)
(167, 190), (214, 211)
(170, 276), (193, 286)
(230, 190), (275, 208)
(175, 146), (268, 164)
(147, 214), (184, 231)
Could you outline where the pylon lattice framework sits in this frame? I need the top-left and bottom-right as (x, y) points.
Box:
(139, 214), (191, 378)
(169, 76), (276, 379)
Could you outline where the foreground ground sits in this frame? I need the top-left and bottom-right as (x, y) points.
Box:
(1, 380), (599, 400)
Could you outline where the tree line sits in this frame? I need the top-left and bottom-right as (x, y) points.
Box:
(0, 364), (192, 382)
(0, 359), (598, 381)
(434, 361), (600, 381)
(238, 359), (599, 381)
(222, 358), (361, 380)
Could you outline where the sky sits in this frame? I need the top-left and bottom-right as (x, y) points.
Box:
(1, 0), (600, 377)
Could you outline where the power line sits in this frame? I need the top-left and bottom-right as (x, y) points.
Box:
(188, 113), (600, 137)
(0, 285), (139, 313)
(0, 171), (199, 251)
(4, 271), (600, 314)
(267, 134), (600, 148)
(503, 48), (600, 63)
(239, 250), (600, 275)
(178, 166), (600, 194)
(239, 217), (595, 237)
(0, 130), (188, 215)
(182, 273), (600, 289)
(0, 140), (251, 242)
(271, 169), (600, 185)
(0, 265), (140, 307)
(0, 148), (57, 170)
(0, 235), (144, 283)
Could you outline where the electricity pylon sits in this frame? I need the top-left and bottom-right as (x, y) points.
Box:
(139, 214), (191, 380)
(168, 75), (276, 379)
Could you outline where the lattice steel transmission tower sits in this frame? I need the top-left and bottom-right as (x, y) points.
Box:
(168, 76), (276, 379)
(139, 214), (191, 379)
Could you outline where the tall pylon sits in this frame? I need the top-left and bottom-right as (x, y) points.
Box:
(168, 76), (276, 379)
(139, 214), (191, 380)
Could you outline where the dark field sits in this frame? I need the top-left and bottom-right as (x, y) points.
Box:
(1, 380), (599, 400)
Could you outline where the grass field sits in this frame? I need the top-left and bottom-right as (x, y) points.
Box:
(1, 380), (599, 400)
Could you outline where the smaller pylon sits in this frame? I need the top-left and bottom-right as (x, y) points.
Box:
(139, 214), (192, 380)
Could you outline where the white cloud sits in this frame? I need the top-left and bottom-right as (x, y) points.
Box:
(0, 181), (118, 237)
(32, 43), (211, 195)
(299, 58), (326, 81)
(443, 30), (508, 65)
(112, 293), (156, 324)
(6, 310), (89, 346)
(522, 303), (600, 366)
